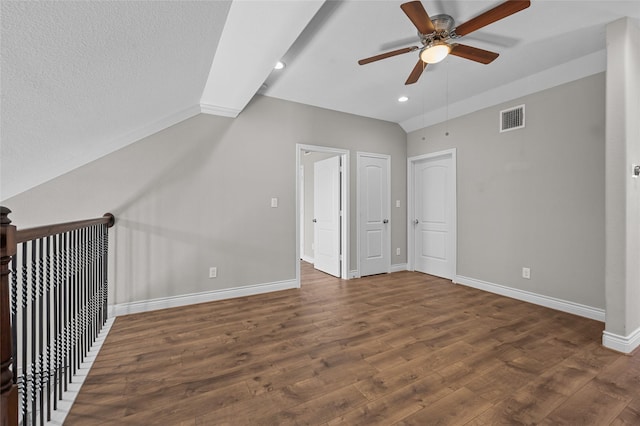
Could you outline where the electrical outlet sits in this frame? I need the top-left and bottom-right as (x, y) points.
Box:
(396, 248), (401, 256)
(522, 267), (530, 279)
(209, 267), (217, 278)
(271, 198), (278, 208)
(396, 200), (401, 208)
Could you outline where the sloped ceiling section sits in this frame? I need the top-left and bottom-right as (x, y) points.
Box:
(200, 0), (325, 117)
(0, 1), (232, 200)
(1, 0), (326, 200)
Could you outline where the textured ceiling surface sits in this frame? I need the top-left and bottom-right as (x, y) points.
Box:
(2, 1), (639, 200)
(1, 0), (231, 199)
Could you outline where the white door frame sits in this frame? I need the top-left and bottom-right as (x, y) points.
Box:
(299, 165), (307, 263)
(357, 152), (391, 278)
(407, 149), (457, 277)
(296, 144), (349, 284)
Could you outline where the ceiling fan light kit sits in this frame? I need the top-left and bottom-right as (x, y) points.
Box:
(420, 41), (451, 64)
(358, 0), (531, 85)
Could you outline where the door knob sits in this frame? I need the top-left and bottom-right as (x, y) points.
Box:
(414, 219), (419, 225)
(313, 219), (317, 223)
(383, 219), (389, 224)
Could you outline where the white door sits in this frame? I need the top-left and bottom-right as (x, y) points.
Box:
(412, 153), (455, 279)
(314, 156), (341, 277)
(358, 153), (390, 276)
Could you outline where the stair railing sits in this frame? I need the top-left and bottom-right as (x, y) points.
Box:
(1, 206), (115, 426)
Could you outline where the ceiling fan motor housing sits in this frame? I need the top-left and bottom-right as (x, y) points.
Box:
(420, 14), (456, 45)
(430, 14), (455, 33)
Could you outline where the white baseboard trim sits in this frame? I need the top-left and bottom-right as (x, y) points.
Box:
(603, 327), (640, 354)
(455, 275), (605, 322)
(47, 317), (116, 425)
(109, 279), (299, 317)
(350, 269), (359, 279)
(301, 255), (314, 264)
(391, 263), (408, 273)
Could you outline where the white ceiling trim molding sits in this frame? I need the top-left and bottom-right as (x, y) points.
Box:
(199, 0), (325, 118)
(200, 103), (242, 118)
(401, 49), (607, 133)
(106, 104), (203, 156)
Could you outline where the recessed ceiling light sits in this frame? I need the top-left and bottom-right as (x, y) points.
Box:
(398, 96), (409, 103)
(274, 61), (286, 70)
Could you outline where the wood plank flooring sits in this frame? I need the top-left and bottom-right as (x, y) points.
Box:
(65, 263), (640, 425)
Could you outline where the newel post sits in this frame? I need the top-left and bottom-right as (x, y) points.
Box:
(0, 207), (18, 426)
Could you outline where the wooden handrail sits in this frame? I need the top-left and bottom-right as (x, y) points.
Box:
(0, 206), (115, 426)
(16, 213), (115, 244)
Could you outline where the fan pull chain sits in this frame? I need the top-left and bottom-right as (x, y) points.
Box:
(445, 57), (450, 136)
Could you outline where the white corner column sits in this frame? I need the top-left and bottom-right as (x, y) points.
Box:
(603, 17), (640, 353)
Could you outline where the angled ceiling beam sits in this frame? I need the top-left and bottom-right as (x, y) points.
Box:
(200, 0), (325, 118)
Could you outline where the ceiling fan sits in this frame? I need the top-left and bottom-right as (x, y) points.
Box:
(358, 0), (531, 85)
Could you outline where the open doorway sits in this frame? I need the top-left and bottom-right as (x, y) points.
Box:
(296, 144), (349, 284)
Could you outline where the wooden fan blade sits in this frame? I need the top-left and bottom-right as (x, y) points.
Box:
(358, 47), (416, 65)
(455, 0), (530, 37)
(449, 44), (499, 64)
(405, 60), (427, 85)
(400, 1), (435, 35)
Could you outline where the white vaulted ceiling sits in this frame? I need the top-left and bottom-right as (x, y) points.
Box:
(262, 0), (639, 130)
(200, 0), (325, 117)
(1, 1), (639, 199)
(0, 0), (323, 199)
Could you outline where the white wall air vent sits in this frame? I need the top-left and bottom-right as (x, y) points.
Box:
(500, 104), (525, 132)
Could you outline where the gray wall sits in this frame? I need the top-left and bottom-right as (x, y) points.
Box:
(3, 95), (406, 306)
(407, 73), (606, 309)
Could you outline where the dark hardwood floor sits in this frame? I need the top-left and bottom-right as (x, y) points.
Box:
(65, 263), (640, 425)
